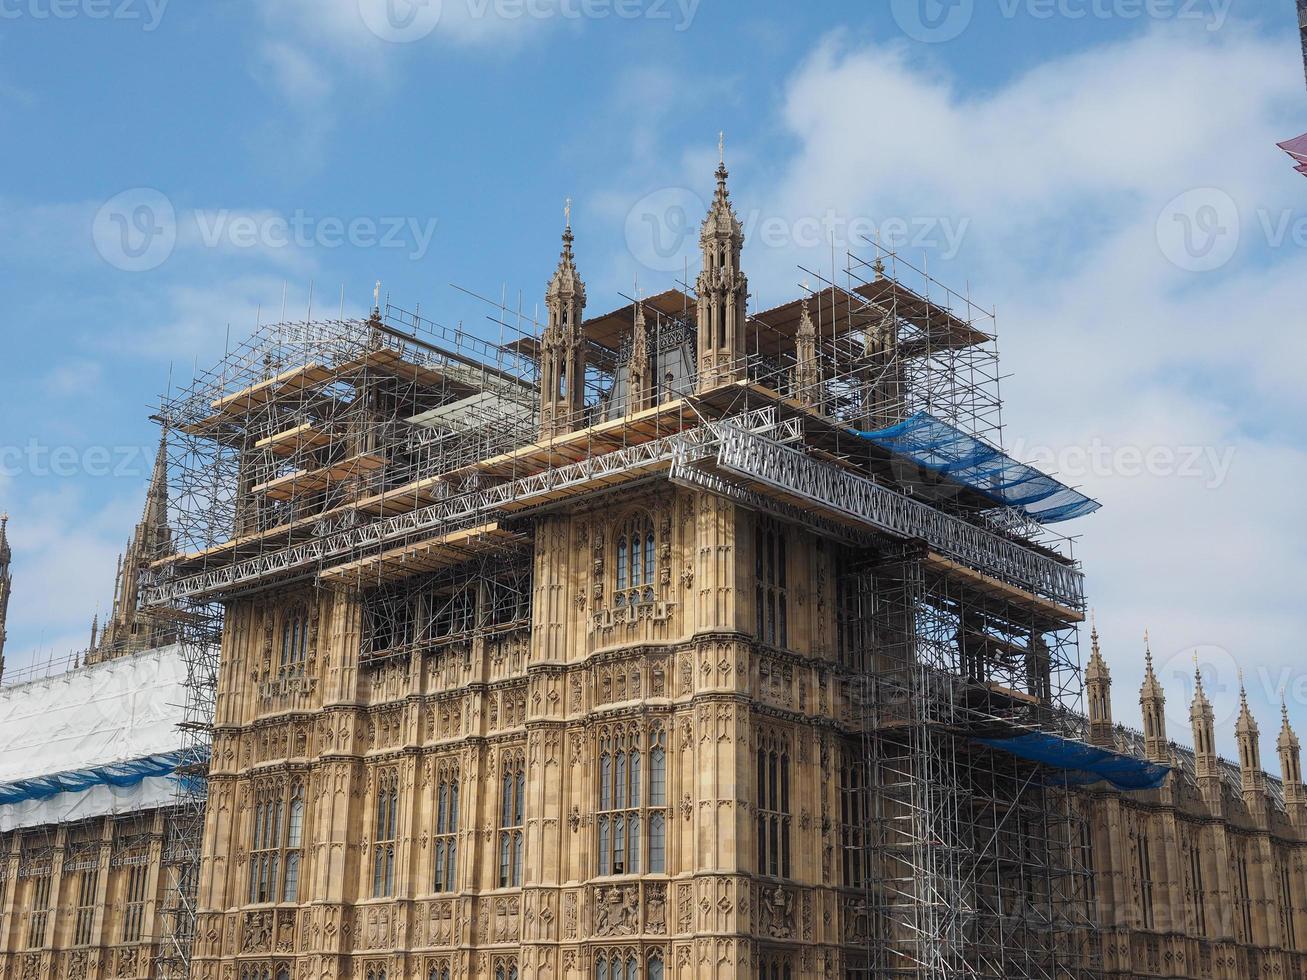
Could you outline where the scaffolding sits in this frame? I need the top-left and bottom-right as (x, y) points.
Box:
(141, 240), (1104, 979)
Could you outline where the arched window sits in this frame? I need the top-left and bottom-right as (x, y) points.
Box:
(275, 968), (290, 980)
(615, 514), (657, 607)
(280, 606), (308, 675)
(283, 785), (304, 901)
(498, 753), (525, 887)
(428, 969), (451, 980)
(756, 734), (792, 879)
(373, 772), (399, 897)
(597, 726), (668, 877)
(647, 951), (664, 980)
(433, 765), (459, 893)
(755, 518), (788, 648)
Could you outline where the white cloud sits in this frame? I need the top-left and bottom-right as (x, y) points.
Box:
(580, 22), (1305, 760)
(755, 22), (1305, 759)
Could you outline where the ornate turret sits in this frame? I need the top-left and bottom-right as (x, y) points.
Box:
(0, 513), (11, 683)
(539, 200), (588, 440)
(1139, 631), (1169, 764)
(794, 290), (821, 409)
(88, 429), (175, 664)
(1279, 700), (1306, 822)
(695, 134), (748, 391)
(1236, 676), (1268, 802)
(627, 300), (652, 415)
(1085, 614), (1114, 747)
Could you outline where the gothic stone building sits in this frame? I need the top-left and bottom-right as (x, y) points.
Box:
(2, 160), (1307, 980)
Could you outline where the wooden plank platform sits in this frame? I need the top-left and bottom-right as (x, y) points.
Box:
(338, 347), (480, 394)
(449, 398), (693, 483)
(251, 452), (387, 502)
(318, 522), (525, 587)
(211, 362), (335, 415)
(255, 422), (335, 457)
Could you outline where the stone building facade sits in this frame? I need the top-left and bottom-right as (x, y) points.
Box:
(1, 161), (1306, 980)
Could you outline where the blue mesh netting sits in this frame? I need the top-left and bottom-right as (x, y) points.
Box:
(0, 750), (191, 805)
(848, 412), (1101, 524)
(976, 732), (1170, 791)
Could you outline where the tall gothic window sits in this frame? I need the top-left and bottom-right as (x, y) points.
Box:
(429, 969), (452, 980)
(27, 874), (50, 948)
(759, 958), (793, 980)
(249, 783), (305, 904)
(757, 734), (792, 879)
(1137, 830), (1154, 930)
(499, 753), (526, 888)
(597, 726), (668, 877)
(373, 772), (399, 898)
(1190, 841), (1207, 936)
(1282, 860), (1297, 949)
(835, 554), (873, 671)
(495, 963), (519, 980)
(74, 867), (99, 945)
(615, 514), (657, 607)
(122, 861), (149, 942)
(840, 755), (869, 889)
(1236, 846), (1254, 943)
(280, 606), (308, 676)
(433, 765), (460, 893)
(595, 950), (663, 980)
(755, 518), (788, 648)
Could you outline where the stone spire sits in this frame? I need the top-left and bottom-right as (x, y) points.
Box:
(0, 513), (11, 684)
(539, 199), (587, 440)
(794, 289), (821, 410)
(1190, 654), (1219, 781)
(695, 134), (748, 391)
(1085, 613), (1114, 747)
(1236, 674), (1267, 800)
(627, 300), (652, 415)
(1139, 631), (1168, 764)
(1279, 699), (1306, 812)
(89, 428), (175, 664)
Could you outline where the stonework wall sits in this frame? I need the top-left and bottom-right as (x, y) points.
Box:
(188, 488), (868, 980)
(0, 810), (173, 980)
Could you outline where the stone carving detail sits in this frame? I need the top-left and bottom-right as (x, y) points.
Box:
(242, 910), (273, 953)
(761, 884), (794, 939)
(593, 884), (640, 937)
(677, 883), (694, 933)
(646, 882), (667, 934)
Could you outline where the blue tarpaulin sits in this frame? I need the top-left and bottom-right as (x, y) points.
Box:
(976, 732), (1170, 791)
(848, 412), (1101, 524)
(0, 750), (189, 805)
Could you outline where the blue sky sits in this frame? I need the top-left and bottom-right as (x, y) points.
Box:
(0, 0), (1303, 754)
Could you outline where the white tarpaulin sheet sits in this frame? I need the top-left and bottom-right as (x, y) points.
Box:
(0, 645), (187, 830)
